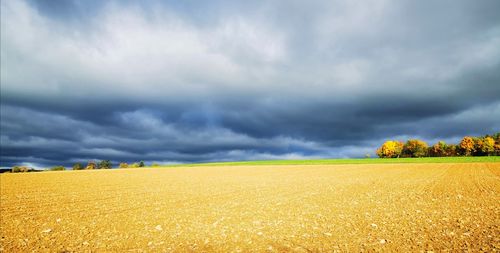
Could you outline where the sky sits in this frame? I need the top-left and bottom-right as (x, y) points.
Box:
(1, 0), (500, 168)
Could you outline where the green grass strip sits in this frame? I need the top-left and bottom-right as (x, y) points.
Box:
(158, 156), (500, 167)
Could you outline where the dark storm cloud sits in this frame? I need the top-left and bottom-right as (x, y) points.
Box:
(1, 0), (499, 168)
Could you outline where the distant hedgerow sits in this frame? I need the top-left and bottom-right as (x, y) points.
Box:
(376, 132), (500, 158)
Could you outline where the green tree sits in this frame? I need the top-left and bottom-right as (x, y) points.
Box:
(98, 160), (112, 169)
(139, 161), (145, 167)
(119, 163), (129, 168)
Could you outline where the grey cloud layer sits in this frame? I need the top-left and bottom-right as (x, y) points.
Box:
(1, 0), (499, 167)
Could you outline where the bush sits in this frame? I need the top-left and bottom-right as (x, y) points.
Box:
(119, 163), (129, 168)
(73, 163), (83, 170)
(129, 161), (146, 168)
(50, 166), (66, 171)
(85, 161), (97, 170)
(11, 166), (30, 173)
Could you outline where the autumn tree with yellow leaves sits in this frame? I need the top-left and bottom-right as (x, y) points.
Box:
(476, 136), (495, 156)
(376, 140), (403, 158)
(459, 136), (475, 156)
(402, 139), (429, 157)
(429, 141), (447, 157)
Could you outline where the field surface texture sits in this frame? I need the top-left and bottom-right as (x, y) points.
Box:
(1, 163), (499, 252)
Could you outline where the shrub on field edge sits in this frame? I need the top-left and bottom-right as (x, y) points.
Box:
(11, 166), (31, 173)
(73, 163), (83, 170)
(50, 166), (66, 171)
(98, 160), (112, 169)
(129, 161), (146, 168)
(85, 161), (97, 170)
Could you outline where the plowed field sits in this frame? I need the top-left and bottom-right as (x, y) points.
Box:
(1, 163), (499, 252)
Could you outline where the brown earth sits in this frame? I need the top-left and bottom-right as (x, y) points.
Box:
(1, 163), (499, 252)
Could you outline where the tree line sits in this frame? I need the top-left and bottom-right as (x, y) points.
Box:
(7, 133), (499, 172)
(376, 133), (500, 158)
(8, 160), (162, 173)
(72, 160), (155, 170)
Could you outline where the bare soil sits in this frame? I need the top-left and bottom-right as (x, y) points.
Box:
(1, 163), (499, 252)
